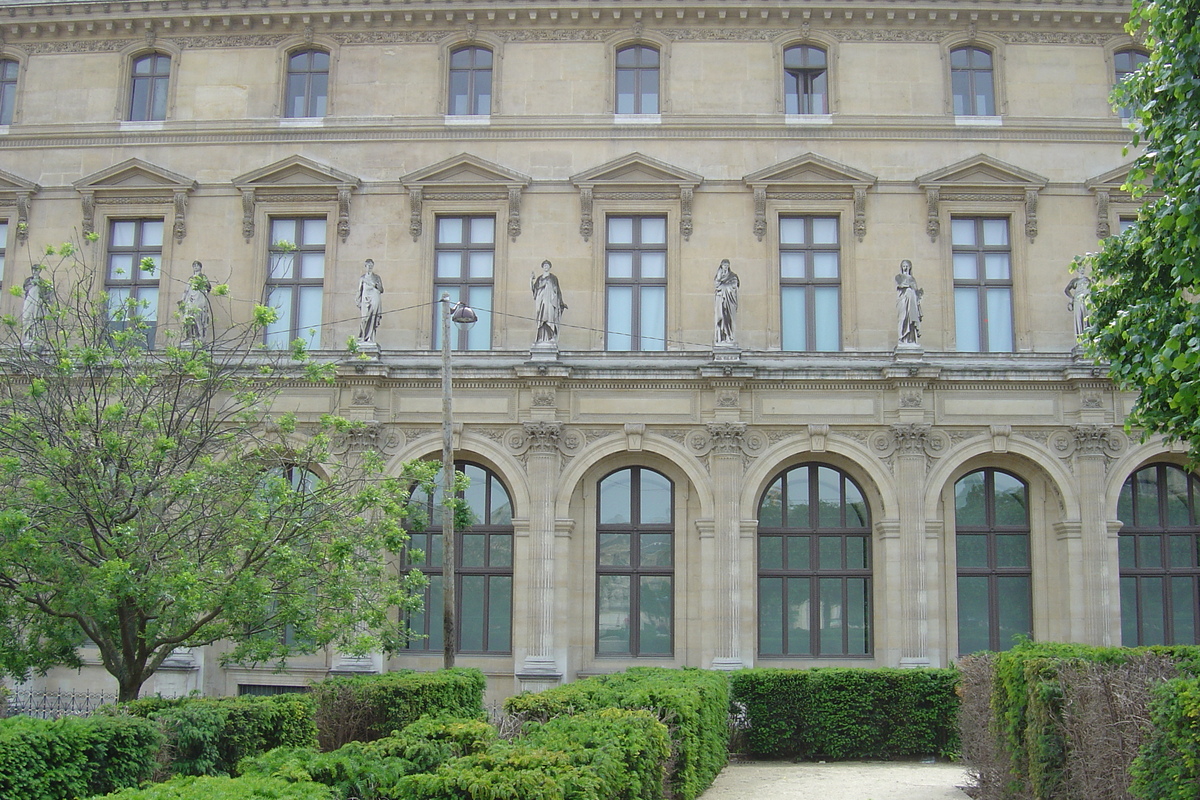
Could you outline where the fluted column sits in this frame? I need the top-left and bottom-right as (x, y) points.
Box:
(707, 423), (747, 670)
(1073, 425), (1119, 645)
(517, 422), (564, 685)
(893, 424), (931, 667)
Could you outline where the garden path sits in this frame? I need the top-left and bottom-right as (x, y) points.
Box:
(699, 759), (971, 800)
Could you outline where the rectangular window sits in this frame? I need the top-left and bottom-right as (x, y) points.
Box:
(779, 215), (840, 351)
(448, 46), (492, 116)
(616, 45), (660, 114)
(266, 217), (326, 350)
(952, 217), (1013, 352)
(606, 215), (667, 351)
(129, 53), (170, 122)
(106, 218), (163, 347)
(0, 219), (7, 285)
(284, 50), (329, 118)
(784, 45), (828, 115)
(434, 215), (494, 351)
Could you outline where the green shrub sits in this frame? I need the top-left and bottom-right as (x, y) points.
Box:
(97, 774), (334, 800)
(0, 713), (161, 800)
(310, 668), (485, 750)
(505, 667), (727, 800)
(729, 667), (959, 760)
(1130, 677), (1200, 800)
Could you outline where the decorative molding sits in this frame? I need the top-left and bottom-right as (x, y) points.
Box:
(743, 153), (876, 242)
(925, 188), (940, 242)
(706, 422), (747, 455)
(240, 189), (255, 240)
(1024, 189), (1039, 243)
(624, 422), (645, 451)
(531, 389), (556, 407)
(330, 421), (401, 458)
(1094, 190), (1111, 239)
(0, 168), (40, 244)
(570, 152), (702, 242)
(578, 186), (594, 242)
(400, 153), (530, 242)
(523, 421), (562, 453)
(408, 187), (423, 241)
(808, 424), (829, 452)
(830, 29), (951, 43)
(990, 424), (1012, 453)
(899, 390), (923, 409)
(752, 187), (767, 242)
(232, 155), (360, 242)
(916, 154), (1048, 243)
(73, 158), (196, 239)
(1048, 424), (1127, 462)
(337, 187), (352, 243)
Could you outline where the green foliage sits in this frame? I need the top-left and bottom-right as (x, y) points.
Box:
(310, 668), (486, 750)
(0, 713), (162, 800)
(979, 641), (1200, 799)
(0, 241), (442, 700)
(98, 774), (334, 800)
(1078, 0), (1200, 458)
(504, 667), (728, 800)
(120, 693), (317, 777)
(728, 667), (959, 760)
(1130, 677), (1200, 800)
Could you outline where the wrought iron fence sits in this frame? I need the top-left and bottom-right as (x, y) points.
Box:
(2, 688), (117, 719)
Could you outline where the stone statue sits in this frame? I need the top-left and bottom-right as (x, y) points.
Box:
(21, 263), (49, 346)
(531, 259), (566, 344)
(356, 258), (384, 343)
(714, 259), (740, 346)
(1064, 271), (1092, 339)
(895, 259), (923, 345)
(178, 260), (212, 343)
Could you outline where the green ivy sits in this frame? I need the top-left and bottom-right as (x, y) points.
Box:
(1130, 677), (1200, 800)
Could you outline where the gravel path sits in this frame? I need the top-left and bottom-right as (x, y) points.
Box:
(698, 760), (972, 800)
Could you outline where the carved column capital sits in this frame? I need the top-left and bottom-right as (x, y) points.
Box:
(523, 421), (563, 453)
(892, 423), (931, 456)
(706, 422), (747, 455)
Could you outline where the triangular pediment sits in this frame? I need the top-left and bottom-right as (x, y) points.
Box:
(74, 158), (195, 193)
(401, 154), (530, 190)
(1086, 162), (1145, 192)
(571, 153), (702, 190)
(917, 154), (1046, 190)
(744, 153), (876, 190)
(233, 155), (360, 190)
(0, 167), (39, 195)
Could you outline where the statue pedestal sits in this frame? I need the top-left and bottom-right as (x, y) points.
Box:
(893, 342), (924, 361)
(711, 344), (742, 362)
(529, 342), (560, 361)
(353, 341), (381, 358)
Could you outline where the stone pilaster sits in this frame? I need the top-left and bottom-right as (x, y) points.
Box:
(517, 422), (564, 684)
(1072, 425), (1119, 645)
(707, 422), (747, 670)
(893, 424), (931, 666)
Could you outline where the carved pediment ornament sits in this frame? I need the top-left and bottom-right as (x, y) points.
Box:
(0, 168), (40, 244)
(743, 153), (877, 242)
(73, 158), (195, 240)
(401, 154), (531, 242)
(916, 154), (1048, 243)
(1049, 425), (1127, 461)
(232, 156), (361, 242)
(330, 420), (401, 458)
(869, 424), (949, 472)
(571, 153), (703, 242)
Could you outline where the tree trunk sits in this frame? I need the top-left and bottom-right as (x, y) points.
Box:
(117, 672), (147, 703)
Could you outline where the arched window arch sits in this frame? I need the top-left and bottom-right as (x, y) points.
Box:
(284, 48), (330, 118)
(783, 44), (828, 115)
(950, 46), (995, 116)
(757, 463), (871, 657)
(1113, 47), (1148, 119)
(0, 58), (19, 125)
(1118, 463), (1200, 646)
(596, 466), (674, 656)
(404, 461), (514, 654)
(448, 45), (493, 116)
(129, 52), (170, 121)
(615, 44), (659, 115)
(955, 468), (1031, 654)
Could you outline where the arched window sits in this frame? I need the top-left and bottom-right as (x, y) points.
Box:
(404, 462), (514, 654)
(129, 53), (170, 121)
(448, 46), (492, 116)
(783, 45), (827, 115)
(1118, 463), (1200, 646)
(616, 45), (659, 114)
(955, 468), (1031, 654)
(950, 47), (995, 116)
(1113, 48), (1148, 119)
(757, 464), (871, 657)
(597, 466), (673, 656)
(284, 49), (329, 118)
(0, 59), (18, 125)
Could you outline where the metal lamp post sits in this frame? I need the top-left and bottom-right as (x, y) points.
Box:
(441, 293), (477, 670)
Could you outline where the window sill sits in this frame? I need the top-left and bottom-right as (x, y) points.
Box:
(954, 115), (1003, 126)
(279, 116), (326, 126)
(613, 113), (662, 125)
(445, 114), (491, 126)
(119, 120), (165, 131)
(785, 114), (834, 125)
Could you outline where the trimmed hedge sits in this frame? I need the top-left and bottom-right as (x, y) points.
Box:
(396, 708), (670, 800)
(98, 774), (334, 799)
(310, 668), (486, 750)
(729, 667), (959, 759)
(504, 667), (727, 800)
(0, 713), (162, 800)
(121, 693), (318, 777)
(1130, 677), (1200, 800)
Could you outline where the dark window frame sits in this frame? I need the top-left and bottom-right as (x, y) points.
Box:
(403, 461), (515, 655)
(615, 44), (660, 115)
(955, 467), (1032, 655)
(0, 58), (19, 125)
(105, 217), (164, 347)
(433, 214), (495, 351)
(284, 48), (330, 119)
(778, 214), (841, 352)
(265, 216), (326, 349)
(605, 214), (668, 352)
(448, 45), (493, 116)
(1118, 463), (1200, 646)
(783, 44), (828, 115)
(128, 52), (170, 121)
(950, 46), (996, 116)
(1113, 47), (1148, 119)
(757, 463), (873, 658)
(595, 466), (675, 657)
(951, 215), (1014, 353)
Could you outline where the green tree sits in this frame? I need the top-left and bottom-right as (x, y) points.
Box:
(0, 241), (439, 701)
(1079, 0), (1200, 458)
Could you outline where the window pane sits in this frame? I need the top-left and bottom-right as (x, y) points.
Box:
(982, 219), (1008, 246)
(952, 72), (972, 116)
(641, 217), (667, 245)
(1139, 577), (1165, 645)
(996, 576), (1032, 649)
(780, 287), (807, 351)
(955, 472), (987, 527)
(639, 575), (672, 655)
(1135, 470), (1159, 529)
(817, 467), (842, 527)
(640, 533), (672, 567)
(819, 578), (844, 654)
(1166, 467), (1191, 527)
(986, 289), (1013, 351)
(300, 252), (325, 280)
(607, 252), (634, 279)
(1169, 536), (1195, 569)
(1120, 575), (1138, 646)
(468, 251), (493, 279)
(812, 252), (839, 279)
(424, 575), (444, 651)
(1171, 577), (1195, 644)
(759, 536), (783, 569)
(616, 70), (636, 114)
(993, 473), (1028, 526)
(489, 576), (512, 651)
(640, 470), (672, 524)
(955, 288), (982, 351)
(600, 471), (632, 525)
(461, 534), (485, 567)
(597, 575), (631, 654)
(974, 75), (995, 116)
(787, 577), (811, 655)
(951, 218), (976, 246)
(996, 534), (1030, 568)
(760, 479), (783, 526)
(460, 574), (485, 651)
(818, 536), (842, 569)
(786, 536), (810, 571)
(984, 254), (1011, 280)
(1119, 536), (1135, 569)
(813, 287), (840, 352)
(608, 217), (634, 244)
(957, 534), (988, 569)
(759, 577), (784, 654)
(780, 253), (806, 280)
(271, 218), (297, 246)
(108, 254), (134, 281)
(846, 536), (867, 569)
(490, 534), (513, 567)
(438, 217), (464, 244)
(786, 469), (810, 527)
(953, 254), (979, 281)
(1138, 535), (1163, 569)
(958, 576), (989, 654)
(607, 286), (633, 350)
(639, 286), (666, 351)
(466, 288), (492, 351)
(1118, 480), (1134, 525)
(811, 218), (838, 244)
(846, 578), (869, 655)
(779, 217), (806, 244)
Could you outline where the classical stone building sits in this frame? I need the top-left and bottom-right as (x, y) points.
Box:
(1, 0), (1196, 705)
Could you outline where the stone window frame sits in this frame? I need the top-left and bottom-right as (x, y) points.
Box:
(608, 32), (671, 117)
(941, 32), (1007, 119)
(274, 36), (340, 119)
(602, 212), (671, 353)
(432, 212), (499, 352)
(116, 40), (181, 124)
(1104, 36), (1149, 120)
(262, 213), (331, 352)
(103, 216), (167, 348)
(0, 45), (30, 126)
(438, 32), (504, 118)
(949, 215), (1016, 354)
(773, 30), (838, 116)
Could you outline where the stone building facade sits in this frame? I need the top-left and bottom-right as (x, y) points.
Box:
(1, 0), (1196, 704)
